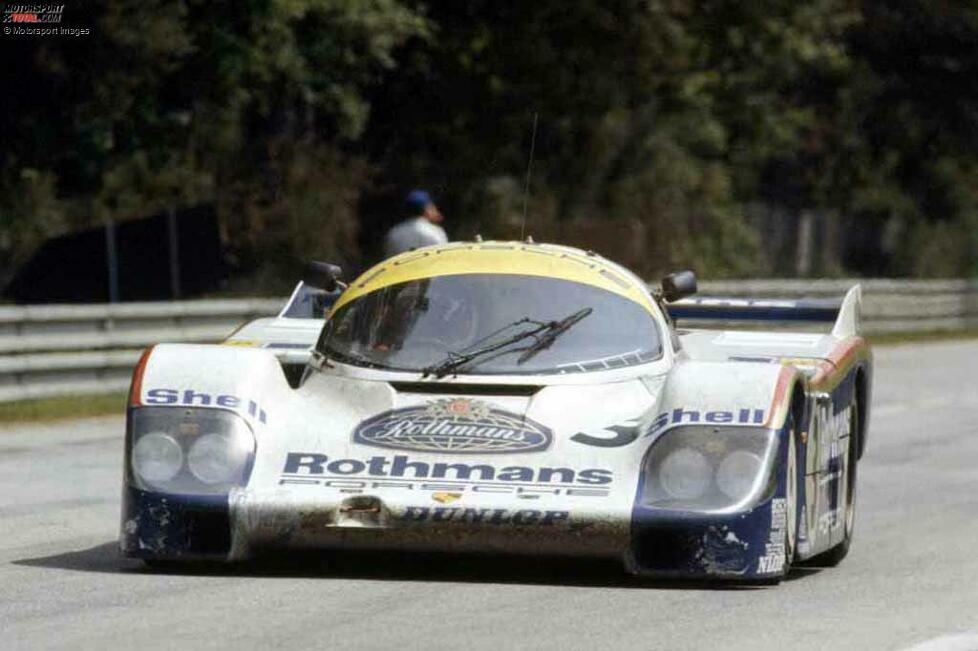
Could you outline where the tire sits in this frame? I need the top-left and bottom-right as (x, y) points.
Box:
(811, 393), (859, 567)
(782, 415), (800, 577)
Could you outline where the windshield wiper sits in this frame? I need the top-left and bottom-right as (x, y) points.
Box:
(421, 307), (593, 378)
(320, 347), (398, 371)
(517, 307), (593, 364)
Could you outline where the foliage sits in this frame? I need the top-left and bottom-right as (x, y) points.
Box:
(2, 0), (977, 289)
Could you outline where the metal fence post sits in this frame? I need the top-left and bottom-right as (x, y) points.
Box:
(105, 220), (120, 303)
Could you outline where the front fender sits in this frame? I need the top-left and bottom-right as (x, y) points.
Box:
(131, 343), (295, 426)
(650, 359), (805, 437)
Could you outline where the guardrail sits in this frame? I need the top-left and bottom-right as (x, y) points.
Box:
(0, 280), (974, 402)
(697, 279), (978, 333)
(0, 299), (282, 402)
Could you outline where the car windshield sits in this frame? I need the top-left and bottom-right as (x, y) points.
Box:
(317, 273), (662, 375)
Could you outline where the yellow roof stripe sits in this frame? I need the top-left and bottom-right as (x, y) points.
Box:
(331, 242), (655, 315)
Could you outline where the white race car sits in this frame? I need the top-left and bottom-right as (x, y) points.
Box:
(121, 241), (871, 582)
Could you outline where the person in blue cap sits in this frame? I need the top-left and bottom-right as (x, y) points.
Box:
(383, 189), (448, 257)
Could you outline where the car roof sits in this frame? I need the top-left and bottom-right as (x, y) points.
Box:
(332, 241), (656, 315)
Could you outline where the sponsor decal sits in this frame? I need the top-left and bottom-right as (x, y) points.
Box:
(282, 453), (612, 485)
(816, 405), (852, 467)
(815, 398), (850, 530)
(334, 243), (649, 315)
(646, 407), (766, 437)
(432, 492), (462, 504)
(758, 497), (787, 574)
(757, 553), (785, 574)
(143, 388), (268, 424)
(576, 407), (768, 448)
(353, 398), (551, 454)
(399, 506), (569, 526)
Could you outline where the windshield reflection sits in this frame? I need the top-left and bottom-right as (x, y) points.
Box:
(318, 274), (661, 375)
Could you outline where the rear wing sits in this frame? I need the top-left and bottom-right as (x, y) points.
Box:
(666, 285), (862, 337)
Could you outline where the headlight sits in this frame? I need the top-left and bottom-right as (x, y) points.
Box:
(188, 433), (250, 485)
(659, 449), (712, 500)
(641, 425), (778, 512)
(133, 433), (183, 483)
(128, 407), (255, 495)
(716, 450), (764, 502)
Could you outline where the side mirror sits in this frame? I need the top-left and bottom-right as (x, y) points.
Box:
(661, 270), (697, 302)
(304, 261), (344, 292)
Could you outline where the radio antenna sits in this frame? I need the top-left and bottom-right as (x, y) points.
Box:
(520, 112), (539, 241)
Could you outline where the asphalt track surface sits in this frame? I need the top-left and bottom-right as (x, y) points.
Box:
(2, 340), (977, 650)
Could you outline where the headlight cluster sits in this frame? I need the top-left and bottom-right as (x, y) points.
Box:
(641, 425), (778, 512)
(129, 407), (256, 495)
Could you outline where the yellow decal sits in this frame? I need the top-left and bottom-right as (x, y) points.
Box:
(223, 339), (259, 347)
(331, 242), (655, 315)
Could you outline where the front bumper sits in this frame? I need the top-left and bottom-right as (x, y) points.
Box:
(121, 484), (787, 581)
(120, 486), (232, 560)
(628, 497), (787, 579)
(226, 490), (629, 561)
(121, 484), (629, 562)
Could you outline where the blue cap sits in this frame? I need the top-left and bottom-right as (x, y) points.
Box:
(405, 190), (433, 215)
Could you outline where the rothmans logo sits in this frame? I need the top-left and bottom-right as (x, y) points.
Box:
(353, 398), (552, 454)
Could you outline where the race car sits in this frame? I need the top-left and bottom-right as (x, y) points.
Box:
(120, 241), (872, 582)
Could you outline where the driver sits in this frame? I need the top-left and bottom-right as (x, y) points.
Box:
(371, 277), (479, 357)
(370, 282), (430, 353)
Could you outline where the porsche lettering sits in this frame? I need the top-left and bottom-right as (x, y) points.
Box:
(276, 477), (610, 497)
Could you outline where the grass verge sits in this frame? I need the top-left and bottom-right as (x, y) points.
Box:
(0, 392), (127, 424)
